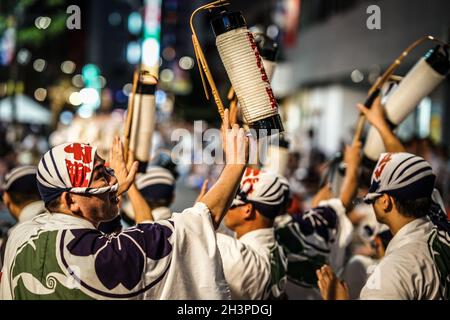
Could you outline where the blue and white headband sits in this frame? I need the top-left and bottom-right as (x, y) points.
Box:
(1, 166), (37, 193)
(364, 152), (435, 203)
(37, 143), (118, 205)
(232, 168), (290, 219)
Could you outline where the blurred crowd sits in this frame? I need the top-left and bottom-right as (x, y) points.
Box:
(0, 99), (449, 300)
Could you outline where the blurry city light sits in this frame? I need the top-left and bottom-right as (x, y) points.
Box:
(122, 83), (133, 96)
(60, 111), (74, 126)
(35, 17), (51, 29)
(6, 81), (15, 95)
(0, 28), (15, 66)
(179, 56), (194, 70)
(249, 25), (264, 34)
(115, 90), (128, 103)
(79, 88), (100, 105)
(162, 47), (176, 62)
(72, 74), (84, 87)
(351, 69), (364, 83)
(155, 90), (167, 105)
(69, 91), (82, 106)
(77, 105), (94, 119)
(64, 88), (76, 102)
(142, 38), (160, 70)
(144, 0), (162, 31)
(99, 76), (107, 88)
(33, 59), (47, 72)
(266, 24), (279, 39)
(34, 88), (47, 102)
(17, 49), (31, 65)
(108, 12), (122, 26)
(126, 41), (141, 64)
(82, 64), (100, 85)
(160, 95), (174, 114)
(368, 64), (381, 84)
(128, 12), (143, 35)
(101, 88), (113, 109)
(0, 83), (6, 97)
(61, 60), (76, 74)
(15, 82), (24, 94)
(160, 69), (174, 82)
(142, 0), (162, 74)
(111, 108), (125, 121)
(162, 46), (176, 61)
(81, 64), (101, 110)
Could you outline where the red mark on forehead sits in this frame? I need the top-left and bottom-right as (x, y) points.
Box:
(64, 143), (94, 188)
(374, 154), (392, 180)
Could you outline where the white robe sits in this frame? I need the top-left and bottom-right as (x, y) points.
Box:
(360, 217), (442, 300)
(0, 202), (230, 300)
(217, 228), (287, 300)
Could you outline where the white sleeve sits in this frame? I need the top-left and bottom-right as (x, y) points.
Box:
(170, 202), (216, 238)
(358, 245), (440, 300)
(359, 255), (412, 300)
(160, 202), (230, 299)
(318, 198), (354, 271)
(216, 233), (269, 300)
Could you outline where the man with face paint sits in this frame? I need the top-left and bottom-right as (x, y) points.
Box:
(0, 110), (248, 300)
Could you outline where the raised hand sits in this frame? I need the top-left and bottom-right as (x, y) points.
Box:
(199, 109), (249, 229)
(221, 108), (249, 165)
(316, 265), (349, 300)
(357, 95), (406, 153)
(357, 96), (387, 131)
(109, 136), (139, 196)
